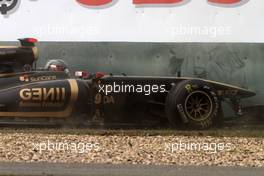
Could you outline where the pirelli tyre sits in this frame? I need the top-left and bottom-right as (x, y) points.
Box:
(165, 80), (219, 130)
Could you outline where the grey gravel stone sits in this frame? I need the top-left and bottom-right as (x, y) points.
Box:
(0, 133), (263, 167)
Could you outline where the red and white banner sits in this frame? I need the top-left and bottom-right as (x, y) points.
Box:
(0, 0), (261, 42)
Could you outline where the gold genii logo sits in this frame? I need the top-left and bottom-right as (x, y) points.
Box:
(19, 87), (66, 108)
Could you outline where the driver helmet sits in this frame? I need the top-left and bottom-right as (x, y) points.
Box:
(45, 59), (70, 76)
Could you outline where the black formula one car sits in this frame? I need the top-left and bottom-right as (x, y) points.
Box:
(0, 38), (256, 129)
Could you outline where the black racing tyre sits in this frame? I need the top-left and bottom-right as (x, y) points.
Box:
(165, 80), (219, 130)
(214, 101), (224, 127)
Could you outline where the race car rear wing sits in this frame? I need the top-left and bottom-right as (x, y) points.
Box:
(18, 38), (39, 63)
(18, 38), (38, 47)
(0, 38), (39, 73)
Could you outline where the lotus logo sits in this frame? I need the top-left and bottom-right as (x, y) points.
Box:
(0, 0), (18, 15)
(19, 75), (30, 82)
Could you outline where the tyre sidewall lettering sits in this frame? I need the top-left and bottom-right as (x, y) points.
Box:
(165, 79), (219, 130)
(176, 104), (189, 123)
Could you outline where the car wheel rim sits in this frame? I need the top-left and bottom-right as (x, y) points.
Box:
(184, 91), (213, 122)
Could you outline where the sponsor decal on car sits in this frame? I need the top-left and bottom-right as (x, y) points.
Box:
(19, 87), (66, 108)
(20, 75), (57, 83)
(185, 84), (193, 93)
(19, 75), (30, 82)
(95, 93), (115, 105)
(30, 76), (57, 82)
